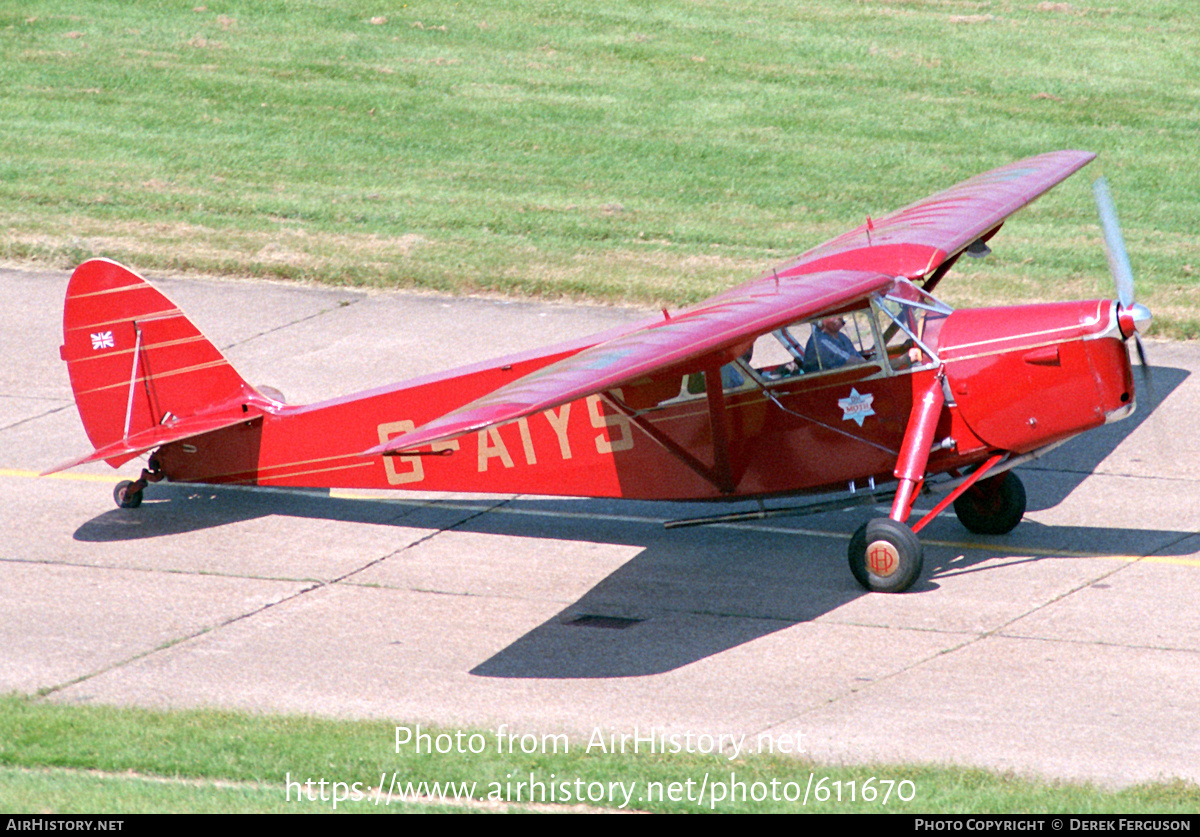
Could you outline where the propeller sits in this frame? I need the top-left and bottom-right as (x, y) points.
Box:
(1092, 176), (1152, 381)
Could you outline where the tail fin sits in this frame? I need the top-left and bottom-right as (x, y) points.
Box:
(48, 259), (267, 473)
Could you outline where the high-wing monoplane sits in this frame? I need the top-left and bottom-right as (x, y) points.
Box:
(46, 150), (1152, 593)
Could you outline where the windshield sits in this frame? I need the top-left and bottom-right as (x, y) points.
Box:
(872, 279), (951, 370)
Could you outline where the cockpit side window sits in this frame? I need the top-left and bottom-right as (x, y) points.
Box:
(743, 308), (883, 381)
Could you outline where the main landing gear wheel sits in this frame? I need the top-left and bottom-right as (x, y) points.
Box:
(953, 472), (1026, 535)
(113, 480), (143, 509)
(848, 517), (924, 593)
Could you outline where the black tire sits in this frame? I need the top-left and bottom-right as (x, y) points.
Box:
(953, 471), (1026, 535)
(114, 480), (143, 509)
(848, 517), (924, 593)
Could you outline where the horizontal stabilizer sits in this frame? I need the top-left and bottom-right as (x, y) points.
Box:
(41, 402), (263, 476)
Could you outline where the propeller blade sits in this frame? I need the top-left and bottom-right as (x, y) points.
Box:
(1133, 332), (1152, 385)
(1093, 177), (1136, 309)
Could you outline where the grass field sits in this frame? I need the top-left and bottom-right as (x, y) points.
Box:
(3, 695), (1199, 814)
(4, 1), (1199, 815)
(1, 0), (1197, 334)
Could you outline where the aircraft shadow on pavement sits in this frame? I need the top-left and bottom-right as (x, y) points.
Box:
(461, 508), (1198, 679)
(70, 365), (1189, 678)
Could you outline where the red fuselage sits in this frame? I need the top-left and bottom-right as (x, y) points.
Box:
(154, 297), (1135, 502)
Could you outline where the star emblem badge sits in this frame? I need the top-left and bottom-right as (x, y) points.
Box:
(838, 388), (875, 426)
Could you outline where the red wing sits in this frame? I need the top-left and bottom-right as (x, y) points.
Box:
(776, 150), (1096, 279)
(363, 269), (892, 455)
(365, 150), (1095, 457)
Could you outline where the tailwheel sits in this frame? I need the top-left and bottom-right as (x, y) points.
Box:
(848, 517), (924, 593)
(953, 471), (1026, 535)
(111, 455), (163, 509)
(113, 480), (143, 509)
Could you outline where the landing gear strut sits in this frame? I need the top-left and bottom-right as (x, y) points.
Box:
(846, 372), (944, 593)
(112, 455), (165, 509)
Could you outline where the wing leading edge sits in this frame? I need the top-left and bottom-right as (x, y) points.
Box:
(364, 269), (893, 456)
(777, 149), (1096, 279)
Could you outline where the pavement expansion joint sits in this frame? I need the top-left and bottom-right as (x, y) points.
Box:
(970, 561), (1135, 644)
(217, 295), (365, 352)
(779, 564), (1140, 720)
(992, 631), (1200, 656)
(35, 575), (334, 700)
(35, 625), (220, 701)
(0, 555), (320, 586)
(327, 496), (514, 587)
(0, 403), (73, 433)
(1147, 530), (1200, 558)
(762, 633), (984, 725)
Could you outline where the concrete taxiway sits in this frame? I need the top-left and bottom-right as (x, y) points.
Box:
(2, 264), (1198, 790)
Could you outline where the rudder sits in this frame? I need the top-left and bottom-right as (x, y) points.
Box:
(59, 259), (258, 468)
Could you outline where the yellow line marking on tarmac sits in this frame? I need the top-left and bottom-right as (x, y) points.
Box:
(1133, 555), (1200, 568)
(2, 468), (121, 484)
(9, 469), (1199, 566)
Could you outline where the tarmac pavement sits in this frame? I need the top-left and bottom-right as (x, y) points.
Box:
(2, 263), (1198, 790)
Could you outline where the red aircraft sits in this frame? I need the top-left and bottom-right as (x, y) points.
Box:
(46, 150), (1151, 593)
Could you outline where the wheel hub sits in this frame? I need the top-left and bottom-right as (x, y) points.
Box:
(867, 539), (900, 577)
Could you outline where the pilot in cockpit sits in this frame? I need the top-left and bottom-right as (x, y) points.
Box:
(803, 315), (864, 372)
